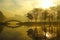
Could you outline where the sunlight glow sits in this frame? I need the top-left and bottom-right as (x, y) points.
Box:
(46, 32), (51, 38)
(40, 0), (56, 9)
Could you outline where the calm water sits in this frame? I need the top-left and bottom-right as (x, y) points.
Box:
(0, 25), (60, 40)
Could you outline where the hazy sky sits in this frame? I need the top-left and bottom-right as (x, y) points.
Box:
(0, 0), (60, 18)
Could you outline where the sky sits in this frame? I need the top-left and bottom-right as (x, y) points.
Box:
(0, 0), (60, 18)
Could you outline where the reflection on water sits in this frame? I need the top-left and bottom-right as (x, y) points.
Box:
(0, 26), (32, 40)
(0, 25), (60, 40)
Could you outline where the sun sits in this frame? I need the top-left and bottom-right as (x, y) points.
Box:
(40, 0), (56, 9)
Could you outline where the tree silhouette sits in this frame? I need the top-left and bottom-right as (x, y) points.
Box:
(0, 11), (6, 33)
(27, 8), (43, 22)
(0, 11), (5, 22)
(27, 13), (33, 22)
(57, 10), (60, 21)
(42, 10), (48, 21)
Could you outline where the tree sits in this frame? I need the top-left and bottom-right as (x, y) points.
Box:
(57, 6), (60, 21)
(27, 13), (33, 22)
(0, 11), (5, 22)
(27, 8), (44, 22)
(42, 10), (48, 21)
(27, 13), (33, 20)
(0, 11), (6, 33)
